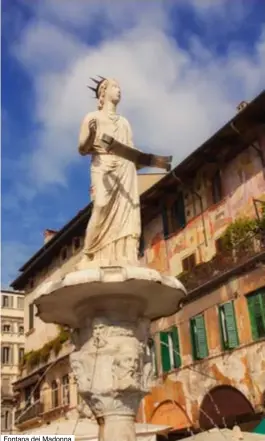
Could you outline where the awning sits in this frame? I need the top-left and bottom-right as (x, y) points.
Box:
(13, 374), (40, 391)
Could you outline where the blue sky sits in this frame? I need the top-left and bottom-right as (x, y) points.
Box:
(2, 0), (265, 287)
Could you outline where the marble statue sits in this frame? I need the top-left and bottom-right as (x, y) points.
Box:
(78, 77), (141, 267)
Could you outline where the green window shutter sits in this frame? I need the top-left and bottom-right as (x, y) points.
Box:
(223, 302), (239, 349)
(161, 206), (169, 238)
(247, 292), (265, 340)
(195, 315), (208, 359)
(171, 327), (181, 368)
(176, 192), (186, 228)
(247, 295), (259, 340)
(160, 332), (170, 372)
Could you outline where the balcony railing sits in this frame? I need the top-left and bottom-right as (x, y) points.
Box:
(15, 401), (44, 425)
(179, 231), (265, 293)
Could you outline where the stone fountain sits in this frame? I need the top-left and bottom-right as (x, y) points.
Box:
(34, 77), (186, 441)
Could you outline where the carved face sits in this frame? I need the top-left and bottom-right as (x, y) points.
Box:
(115, 349), (140, 378)
(92, 317), (108, 347)
(105, 79), (121, 105)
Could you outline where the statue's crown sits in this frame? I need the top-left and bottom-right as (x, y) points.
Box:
(87, 76), (106, 98)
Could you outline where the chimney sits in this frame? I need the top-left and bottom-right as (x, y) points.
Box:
(44, 229), (57, 244)
(236, 101), (248, 112)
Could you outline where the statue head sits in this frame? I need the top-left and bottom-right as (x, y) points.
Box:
(92, 316), (109, 347)
(88, 76), (121, 110)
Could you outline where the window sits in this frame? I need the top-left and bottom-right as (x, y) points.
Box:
(247, 290), (265, 340)
(182, 253), (196, 272)
(19, 326), (24, 335)
(219, 302), (239, 349)
(147, 338), (157, 376)
(161, 205), (169, 238)
(215, 238), (225, 254)
(17, 297), (24, 309)
(61, 247), (68, 261)
(139, 233), (145, 258)
(190, 315), (208, 360)
(29, 303), (35, 330)
(73, 237), (81, 251)
(2, 346), (12, 364)
(171, 192), (186, 230)
(19, 348), (25, 363)
(1, 409), (12, 431)
(51, 380), (59, 408)
(62, 375), (70, 405)
(212, 171), (222, 204)
(2, 295), (12, 308)
(2, 324), (11, 333)
(160, 327), (181, 373)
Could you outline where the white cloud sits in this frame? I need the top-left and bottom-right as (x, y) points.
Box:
(11, 0), (265, 191)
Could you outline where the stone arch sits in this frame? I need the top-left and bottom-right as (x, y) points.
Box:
(151, 400), (192, 430)
(199, 385), (255, 429)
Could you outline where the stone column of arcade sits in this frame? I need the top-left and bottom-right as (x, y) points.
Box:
(34, 76), (187, 441)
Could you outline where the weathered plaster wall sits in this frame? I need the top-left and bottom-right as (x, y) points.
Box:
(143, 266), (265, 429)
(143, 142), (265, 276)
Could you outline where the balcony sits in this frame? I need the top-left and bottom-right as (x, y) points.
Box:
(179, 231), (265, 294)
(15, 401), (44, 425)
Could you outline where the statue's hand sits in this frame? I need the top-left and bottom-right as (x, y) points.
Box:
(89, 118), (97, 134)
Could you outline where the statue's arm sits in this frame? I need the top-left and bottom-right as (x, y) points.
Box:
(78, 114), (96, 156)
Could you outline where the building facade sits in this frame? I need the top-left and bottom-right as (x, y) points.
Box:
(1, 289), (25, 433)
(10, 91), (265, 437)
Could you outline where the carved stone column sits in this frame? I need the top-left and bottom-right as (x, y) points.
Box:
(70, 299), (152, 441)
(34, 266), (186, 441)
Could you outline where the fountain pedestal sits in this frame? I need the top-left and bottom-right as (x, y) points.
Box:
(35, 266), (186, 441)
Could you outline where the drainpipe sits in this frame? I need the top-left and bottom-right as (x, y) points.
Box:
(171, 170), (208, 247)
(230, 122), (265, 172)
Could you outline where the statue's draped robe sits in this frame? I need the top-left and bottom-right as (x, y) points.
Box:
(83, 110), (141, 264)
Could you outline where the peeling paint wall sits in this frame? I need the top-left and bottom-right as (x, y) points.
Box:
(143, 266), (265, 429)
(143, 141), (265, 276)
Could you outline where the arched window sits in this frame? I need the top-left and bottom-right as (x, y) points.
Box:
(62, 374), (70, 405)
(51, 380), (59, 408)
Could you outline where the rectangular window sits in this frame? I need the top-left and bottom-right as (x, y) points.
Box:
(29, 303), (35, 330)
(19, 325), (24, 335)
(17, 297), (24, 309)
(19, 348), (25, 363)
(161, 205), (169, 238)
(219, 302), (239, 349)
(2, 295), (9, 308)
(182, 253), (196, 272)
(2, 346), (12, 364)
(247, 290), (265, 340)
(215, 238), (225, 254)
(212, 171), (222, 204)
(160, 327), (181, 373)
(2, 324), (11, 333)
(171, 192), (186, 230)
(190, 315), (209, 360)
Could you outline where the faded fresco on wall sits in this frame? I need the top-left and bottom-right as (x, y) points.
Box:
(143, 143), (265, 277)
(144, 216), (169, 274)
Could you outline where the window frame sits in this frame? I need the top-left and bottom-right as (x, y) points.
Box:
(218, 301), (239, 350)
(190, 314), (209, 361)
(211, 170), (223, 204)
(247, 290), (265, 340)
(159, 326), (181, 373)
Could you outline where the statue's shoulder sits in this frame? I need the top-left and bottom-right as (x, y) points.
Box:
(120, 115), (131, 128)
(80, 110), (99, 125)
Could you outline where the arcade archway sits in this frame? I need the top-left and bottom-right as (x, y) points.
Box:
(199, 385), (255, 429)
